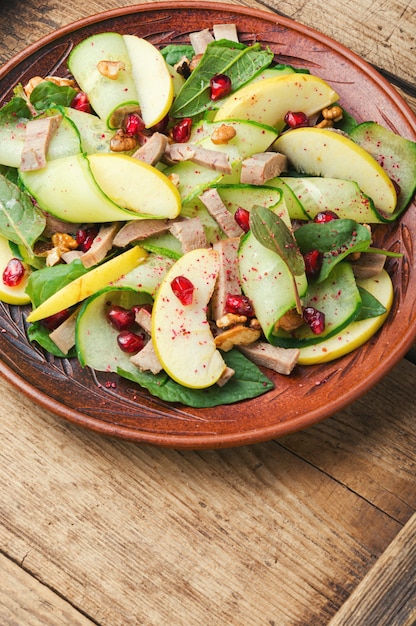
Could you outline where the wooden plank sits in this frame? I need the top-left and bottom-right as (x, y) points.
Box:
(0, 554), (94, 626)
(329, 512), (416, 626)
(0, 364), (410, 625)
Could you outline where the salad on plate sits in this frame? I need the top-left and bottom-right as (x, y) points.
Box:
(0, 23), (415, 408)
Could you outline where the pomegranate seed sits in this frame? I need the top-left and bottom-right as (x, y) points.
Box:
(234, 207), (251, 233)
(225, 293), (255, 317)
(106, 304), (135, 331)
(303, 306), (325, 335)
(171, 118), (192, 143)
(76, 226), (99, 252)
(124, 112), (145, 137)
(303, 249), (323, 280)
(117, 330), (146, 353)
(41, 308), (71, 331)
(210, 74), (232, 101)
(284, 111), (309, 129)
(313, 210), (339, 223)
(2, 258), (25, 287)
(171, 275), (194, 305)
(71, 92), (92, 114)
(151, 114), (169, 134)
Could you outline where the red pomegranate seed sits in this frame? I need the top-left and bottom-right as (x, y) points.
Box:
(234, 207), (251, 233)
(124, 112), (145, 137)
(106, 304), (135, 331)
(76, 226), (99, 252)
(171, 275), (194, 305)
(303, 249), (323, 280)
(117, 330), (146, 353)
(210, 74), (232, 101)
(284, 111), (309, 129)
(171, 118), (192, 143)
(2, 258), (25, 287)
(71, 92), (92, 114)
(303, 306), (325, 335)
(41, 308), (71, 331)
(225, 293), (255, 317)
(313, 210), (339, 223)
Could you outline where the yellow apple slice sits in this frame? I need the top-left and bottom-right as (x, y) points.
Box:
(274, 127), (397, 214)
(297, 269), (393, 365)
(152, 248), (226, 389)
(27, 246), (147, 322)
(214, 73), (339, 130)
(123, 35), (174, 128)
(0, 235), (31, 305)
(87, 153), (181, 219)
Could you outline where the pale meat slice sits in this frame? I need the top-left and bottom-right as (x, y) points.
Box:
(166, 143), (232, 174)
(80, 223), (120, 268)
(238, 342), (300, 375)
(20, 114), (62, 171)
(130, 340), (163, 375)
(169, 217), (208, 252)
(240, 152), (288, 185)
(48, 309), (79, 355)
(132, 132), (169, 166)
(199, 188), (243, 238)
(189, 28), (214, 55)
(113, 219), (172, 247)
(213, 24), (239, 43)
(210, 237), (242, 320)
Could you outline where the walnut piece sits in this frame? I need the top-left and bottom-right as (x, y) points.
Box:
(211, 124), (237, 145)
(97, 60), (126, 80)
(214, 325), (261, 352)
(110, 129), (138, 152)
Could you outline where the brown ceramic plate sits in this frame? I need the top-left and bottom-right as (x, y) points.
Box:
(0, 2), (415, 449)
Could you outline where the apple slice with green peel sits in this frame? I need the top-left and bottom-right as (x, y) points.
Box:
(123, 35), (174, 129)
(152, 248), (226, 389)
(27, 246), (147, 322)
(214, 73), (339, 131)
(0, 235), (31, 305)
(297, 269), (393, 364)
(87, 153), (181, 219)
(274, 127), (397, 214)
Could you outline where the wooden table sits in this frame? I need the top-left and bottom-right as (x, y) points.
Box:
(1, 1), (415, 624)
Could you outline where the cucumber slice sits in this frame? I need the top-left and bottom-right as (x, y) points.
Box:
(265, 177), (309, 220)
(350, 121), (416, 220)
(272, 262), (362, 348)
(61, 106), (113, 154)
(281, 177), (383, 223)
(214, 183), (285, 221)
(297, 269), (393, 364)
(68, 32), (139, 129)
(141, 233), (184, 259)
(238, 230), (308, 342)
(76, 286), (152, 370)
(115, 252), (175, 295)
(189, 119), (278, 157)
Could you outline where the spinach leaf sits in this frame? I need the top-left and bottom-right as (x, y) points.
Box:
(355, 287), (387, 320)
(0, 174), (45, 257)
(118, 349), (274, 408)
(26, 259), (88, 307)
(170, 41), (273, 118)
(161, 44), (194, 66)
(30, 81), (77, 111)
(294, 219), (372, 282)
(27, 321), (77, 357)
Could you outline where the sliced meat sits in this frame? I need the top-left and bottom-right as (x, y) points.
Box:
(240, 152), (288, 185)
(189, 28), (214, 55)
(60, 250), (84, 264)
(20, 114), (62, 171)
(199, 188), (243, 238)
(210, 237), (241, 320)
(169, 217), (207, 253)
(49, 309), (78, 355)
(134, 307), (152, 335)
(164, 143), (196, 163)
(81, 223), (119, 268)
(238, 342), (300, 375)
(130, 340), (163, 375)
(350, 252), (387, 278)
(113, 219), (172, 247)
(191, 146), (232, 174)
(213, 24), (239, 42)
(132, 132), (169, 166)
(216, 366), (235, 387)
(43, 213), (81, 237)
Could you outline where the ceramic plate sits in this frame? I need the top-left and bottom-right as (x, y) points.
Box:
(0, 2), (415, 449)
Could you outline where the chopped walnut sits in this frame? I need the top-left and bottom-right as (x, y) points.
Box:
(322, 105), (343, 121)
(216, 313), (247, 328)
(249, 318), (262, 331)
(110, 129), (138, 152)
(189, 54), (203, 72)
(24, 75), (77, 97)
(215, 325), (261, 352)
(97, 60), (126, 80)
(51, 232), (78, 253)
(274, 308), (304, 333)
(211, 124), (237, 145)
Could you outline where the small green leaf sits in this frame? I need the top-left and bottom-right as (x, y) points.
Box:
(26, 259), (88, 307)
(161, 44), (194, 66)
(355, 287), (387, 320)
(30, 81), (77, 111)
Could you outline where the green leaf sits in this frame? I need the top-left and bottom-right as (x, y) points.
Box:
(294, 219), (372, 282)
(30, 81), (77, 111)
(0, 174), (45, 257)
(26, 259), (88, 307)
(170, 40), (273, 118)
(250, 206), (305, 276)
(28, 321), (77, 357)
(161, 44), (194, 66)
(355, 287), (387, 320)
(118, 349), (274, 408)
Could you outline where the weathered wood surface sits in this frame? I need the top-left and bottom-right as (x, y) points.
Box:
(0, 0), (415, 624)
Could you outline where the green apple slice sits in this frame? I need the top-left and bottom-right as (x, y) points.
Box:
(87, 153), (181, 219)
(297, 269), (393, 364)
(0, 235), (31, 305)
(274, 127), (397, 214)
(214, 74), (339, 131)
(152, 248), (226, 389)
(123, 35), (174, 129)
(26, 246), (147, 322)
